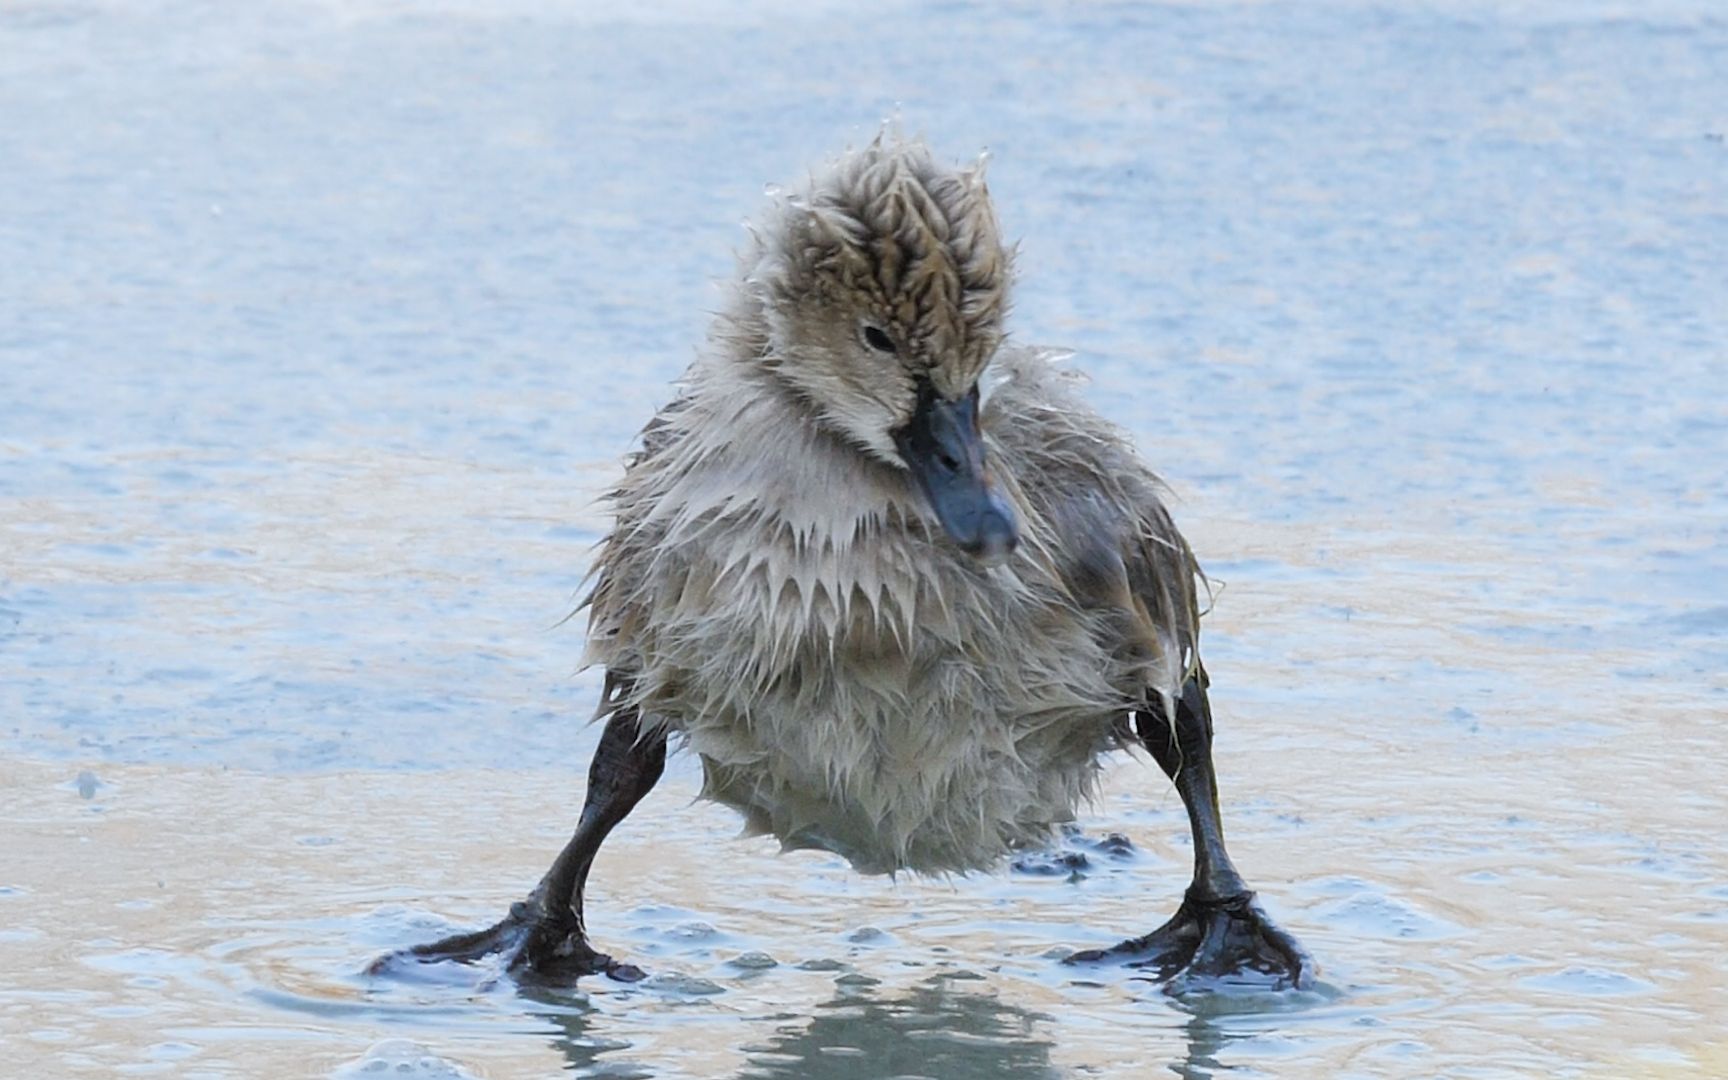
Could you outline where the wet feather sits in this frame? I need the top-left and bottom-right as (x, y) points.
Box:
(581, 137), (1204, 875)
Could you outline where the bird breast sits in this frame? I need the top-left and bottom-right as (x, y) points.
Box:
(587, 416), (1128, 875)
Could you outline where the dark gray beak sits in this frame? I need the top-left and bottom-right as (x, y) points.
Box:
(892, 383), (1019, 565)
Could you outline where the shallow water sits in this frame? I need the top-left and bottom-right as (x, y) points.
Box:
(2, 0), (1725, 1077)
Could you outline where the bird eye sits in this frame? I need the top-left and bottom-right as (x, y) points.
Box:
(862, 326), (896, 354)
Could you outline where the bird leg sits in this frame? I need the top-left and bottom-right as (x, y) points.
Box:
(371, 699), (666, 984)
(1069, 676), (1313, 990)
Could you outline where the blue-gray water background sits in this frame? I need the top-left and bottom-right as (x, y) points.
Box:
(2, 1), (1724, 1077)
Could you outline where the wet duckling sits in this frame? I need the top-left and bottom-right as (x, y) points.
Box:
(383, 136), (1312, 990)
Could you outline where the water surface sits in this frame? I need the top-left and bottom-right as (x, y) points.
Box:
(2, 1), (1725, 1076)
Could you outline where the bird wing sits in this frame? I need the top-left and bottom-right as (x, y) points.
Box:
(983, 347), (1207, 707)
(576, 389), (696, 684)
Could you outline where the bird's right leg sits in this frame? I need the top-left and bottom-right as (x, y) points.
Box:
(370, 694), (666, 984)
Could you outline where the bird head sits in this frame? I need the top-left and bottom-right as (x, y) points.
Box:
(739, 136), (1020, 565)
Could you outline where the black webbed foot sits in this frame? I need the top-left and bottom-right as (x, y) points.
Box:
(368, 898), (647, 984)
(369, 700), (665, 987)
(1066, 889), (1312, 991)
(1078, 675), (1315, 992)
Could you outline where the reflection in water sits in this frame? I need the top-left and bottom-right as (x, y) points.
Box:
(519, 989), (633, 1078)
(526, 977), (1267, 1080)
(530, 977), (1062, 1080)
(1170, 1013), (1231, 1080)
(730, 979), (1057, 1080)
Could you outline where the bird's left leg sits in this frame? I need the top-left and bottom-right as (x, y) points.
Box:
(1069, 675), (1313, 990)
